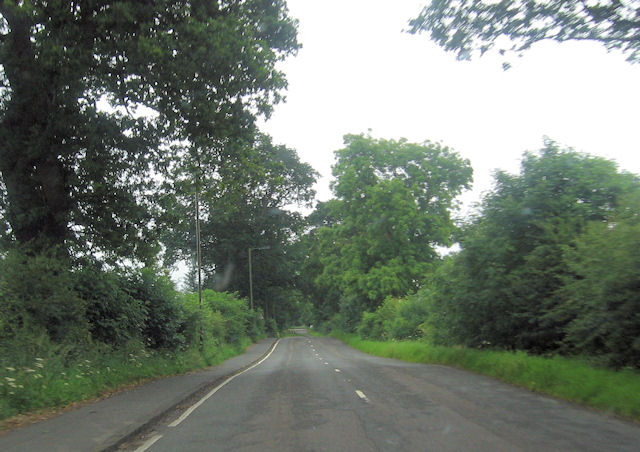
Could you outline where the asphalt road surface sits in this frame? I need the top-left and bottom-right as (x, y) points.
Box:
(129, 336), (640, 451)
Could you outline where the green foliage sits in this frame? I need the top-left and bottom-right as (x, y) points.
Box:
(419, 256), (481, 346)
(182, 292), (223, 346)
(310, 134), (472, 328)
(0, 248), (87, 343)
(0, 332), (252, 421)
(409, 0), (640, 67)
(296, 201), (344, 324)
(0, 1), (299, 256)
(122, 268), (186, 350)
(204, 291), (251, 344)
(182, 289), (261, 345)
(356, 297), (400, 341)
(74, 266), (148, 347)
(162, 133), (317, 327)
(356, 294), (431, 341)
(340, 142), (640, 368)
(0, 248), (260, 354)
(425, 142), (639, 353)
(0, 1), (300, 367)
(389, 292), (431, 340)
(559, 193), (640, 367)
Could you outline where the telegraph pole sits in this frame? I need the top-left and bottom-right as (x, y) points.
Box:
(194, 154), (204, 349)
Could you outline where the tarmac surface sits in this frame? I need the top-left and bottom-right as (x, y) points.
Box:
(129, 336), (640, 452)
(2, 335), (640, 451)
(0, 338), (277, 452)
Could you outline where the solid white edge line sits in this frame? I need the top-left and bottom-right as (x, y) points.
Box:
(168, 339), (281, 427)
(134, 433), (163, 452)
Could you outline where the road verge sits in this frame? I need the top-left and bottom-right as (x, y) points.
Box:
(331, 331), (640, 422)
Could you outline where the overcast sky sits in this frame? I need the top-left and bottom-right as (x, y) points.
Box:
(259, 0), (640, 217)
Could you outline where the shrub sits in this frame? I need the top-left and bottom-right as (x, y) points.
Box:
(0, 247), (88, 343)
(182, 292), (222, 346)
(123, 268), (185, 350)
(390, 292), (430, 340)
(75, 266), (148, 346)
(203, 290), (250, 343)
(355, 297), (400, 340)
(181, 290), (263, 345)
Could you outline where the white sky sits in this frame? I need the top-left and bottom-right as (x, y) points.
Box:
(259, 0), (640, 218)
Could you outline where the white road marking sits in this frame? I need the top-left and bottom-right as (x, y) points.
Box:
(324, 362), (329, 365)
(334, 369), (341, 373)
(134, 433), (163, 452)
(356, 390), (369, 402)
(168, 339), (281, 427)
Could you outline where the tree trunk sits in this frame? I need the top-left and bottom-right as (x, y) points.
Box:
(0, 10), (71, 252)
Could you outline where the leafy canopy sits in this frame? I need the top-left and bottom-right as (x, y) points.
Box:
(409, 0), (640, 67)
(162, 133), (317, 324)
(0, 0), (299, 257)
(313, 134), (472, 327)
(424, 141), (640, 352)
(560, 191), (640, 367)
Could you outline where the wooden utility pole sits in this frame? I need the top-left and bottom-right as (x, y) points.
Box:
(195, 158), (204, 349)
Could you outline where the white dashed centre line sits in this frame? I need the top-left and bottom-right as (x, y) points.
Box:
(355, 390), (370, 402)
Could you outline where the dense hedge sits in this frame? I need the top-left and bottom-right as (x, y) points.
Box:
(0, 249), (265, 353)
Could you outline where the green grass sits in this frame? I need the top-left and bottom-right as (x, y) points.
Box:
(330, 331), (640, 422)
(0, 337), (253, 422)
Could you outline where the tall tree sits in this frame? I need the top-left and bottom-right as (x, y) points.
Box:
(313, 134), (472, 328)
(409, 0), (640, 67)
(162, 133), (317, 322)
(559, 191), (640, 367)
(427, 141), (639, 351)
(297, 200), (344, 323)
(0, 0), (299, 257)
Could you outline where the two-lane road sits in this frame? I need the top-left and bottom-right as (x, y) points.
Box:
(131, 336), (640, 451)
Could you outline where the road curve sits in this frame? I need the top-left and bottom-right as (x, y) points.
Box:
(130, 336), (640, 451)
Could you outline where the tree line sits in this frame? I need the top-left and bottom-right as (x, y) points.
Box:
(0, 1), (314, 353)
(295, 0), (640, 368)
(302, 136), (639, 368)
(2, 0), (638, 370)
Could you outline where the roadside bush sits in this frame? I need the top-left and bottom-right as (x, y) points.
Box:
(123, 268), (185, 350)
(181, 290), (263, 345)
(355, 293), (430, 341)
(0, 247), (88, 343)
(355, 297), (400, 341)
(204, 290), (250, 343)
(182, 292), (224, 346)
(559, 199), (640, 368)
(390, 291), (431, 340)
(246, 308), (265, 340)
(265, 317), (278, 335)
(326, 311), (349, 334)
(356, 311), (382, 340)
(75, 266), (148, 347)
(266, 287), (306, 329)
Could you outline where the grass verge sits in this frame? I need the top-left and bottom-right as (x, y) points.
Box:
(330, 331), (640, 422)
(0, 336), (254, 426)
